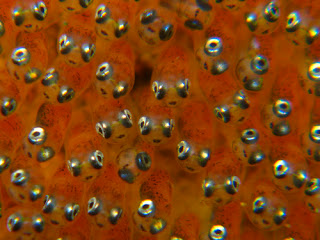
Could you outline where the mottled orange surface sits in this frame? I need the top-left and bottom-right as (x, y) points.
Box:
(0, 0), (320, 239)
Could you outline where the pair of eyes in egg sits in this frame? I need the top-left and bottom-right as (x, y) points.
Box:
(13, 1), (48, 27)
(95, 110), (175, 139)
(152, 79), (190, 100)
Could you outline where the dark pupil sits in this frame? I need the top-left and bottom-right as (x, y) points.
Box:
(142, 204), (149, 209)
(140, 121), (144, 128)
(288, 18), (293, 24)
(210, 42), (217, 48)
(179, 146), (183, 153)
(279, 103), (287, 109)
(247, 130), (253, 135)
(66, 94), (71, 100)
(233, 180), (238, 188)
(257, 60), (264, 66)
(142, 156), (148, 164)
(215, 229), (222, 235)
(33, 131), (40, 137)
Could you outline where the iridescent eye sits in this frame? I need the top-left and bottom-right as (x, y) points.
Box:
(273, 99), (292, 118)
(202, 178), (215, 197)
(306, 27), (320, 45)
(11, 169), (29, 186)
(246, 13), (258, 32)
(67, 158), (81, 177)
(32, 215), (45, 232)
(244, 77), (263, 91)
(138, 116), (152, 135)
(150, 218), (167, 234)
(30, 184), (44, 201)
(42, 68), (59, 86)
(233, 90), (250, 109)
(310, 125), (320, 143)
(1, 97), (17, 116)
(250, 55), (269, 75)
(118, 109), (133, 128)
(109, 207), (123, 225)
(42, 195), (56, 213)
(184, 19), (203, 30)
(208, 225), (227, 240)
(273, 160), (289, 178)
(88, 150), (104, 169)
(248, 150), (265, 165)
(211, 59), (229, 75)
(7, 213), (23, 232)
(113, 81), (128, 99)
(196, 0), (213, 11)
(305, 178), (320, 196)
(308, 62), (320, 81)
(79, 0), (93, 8)
(118, 168), (135, 183)
(162, 119), (174, 138)
(87, 197), (101, 215)
(95, 121), (112, 139)
(263, 1), (280, 23)
(292, 170), (308, 188)
(96, 62), (113, 81)
(12, 7), (25, 26)
(286, 11), (300, 32)
(198, 148), (210, 167)
(224, 176), (241, 195)
(176, 79), (190, 98)
(37, 146), (55, 162)
(273, 207), (287, 225)
(214, 105), (231, 123)
(241, 128), (259, 144)
(95, 4), (110, 24)
(115, 20), (129, 38)
(140, 9), (157, 25)
(0, 20), (5, 37)
(159, 23), (174, 41)
(12, 47), (30, 66)
(138, 199), (155, 217)
(177, 140), (191, 160)
(135, 152), (152, 171)
(0, 155), (11, 173)
(81, 43), (96, 63)
(272, 121), (291, 136)
(33, 1), (47, 21)
(57, 86), (75, 103)
(252, 196), (267, 213)
(28, 127), (47, 145)
(152, 81), (167, 100)
(204, 37), (223, 57)
(25, 68), (42, 84)
(58, 34), (74, 55)
(64, 203), (80, 221)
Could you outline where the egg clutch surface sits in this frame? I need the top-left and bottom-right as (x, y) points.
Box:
(1, 0), (320, 239)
